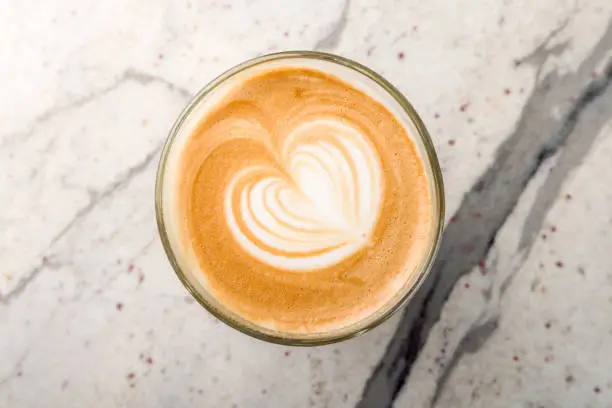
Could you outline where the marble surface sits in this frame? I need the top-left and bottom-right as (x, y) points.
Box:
(1, 1), (612, 407)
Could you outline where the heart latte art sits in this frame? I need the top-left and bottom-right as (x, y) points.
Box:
(225, 119), (382, 271)
(174, 67), (433, 333)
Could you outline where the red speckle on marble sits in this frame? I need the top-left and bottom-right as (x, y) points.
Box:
(478, 260), (486, 269)
(448, 139), (456, 146)
(158, 54), (164, 60)
(472, 213), (483, 219)
(551, 226), (557, 233)
(127, 372), (136, 380)
(459, 103), (470, 112)
(116, 302), (124, 311)
(283, 31), (289, 37)
(504, 88), (511, 95)
(449, 216), (458, 223)
(555, 261), (564, 268)
(568, 97), (576, 102)
(397, 52), (405, 60)
(434, 113), (440, 119)
(146, 357), (153, 365)
(138, 273), (145, 283)
(128, 264), (134, 272)
(412, 25), (418, 32)
(366, 46), (375, 56)
(464, 282), (471, 289)
(512, 355), (520, 362)
(284, 351), (291, 357)
(594, 386), (601, 393)
(592, 71), (598, 78)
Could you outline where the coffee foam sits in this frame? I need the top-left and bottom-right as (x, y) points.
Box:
(161, 61), (436, 335)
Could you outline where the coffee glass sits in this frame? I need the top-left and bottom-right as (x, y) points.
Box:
(155, 51), (444, 345)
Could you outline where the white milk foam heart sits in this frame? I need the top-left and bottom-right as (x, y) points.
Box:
(224, 119), (383, 271)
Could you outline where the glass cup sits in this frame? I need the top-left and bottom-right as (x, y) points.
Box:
(155, 51), (445, 345)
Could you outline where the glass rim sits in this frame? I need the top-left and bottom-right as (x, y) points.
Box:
(155, 50), (445, 346)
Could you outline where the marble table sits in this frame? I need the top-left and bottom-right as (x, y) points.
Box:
(2, 1), (612, 407)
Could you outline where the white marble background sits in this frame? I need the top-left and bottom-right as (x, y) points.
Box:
(1, 1), (612, 407)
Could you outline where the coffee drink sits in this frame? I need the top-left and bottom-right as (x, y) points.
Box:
(158, 55), (441, 338)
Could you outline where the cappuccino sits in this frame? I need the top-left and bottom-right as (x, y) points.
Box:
(157, 53), (442, 340)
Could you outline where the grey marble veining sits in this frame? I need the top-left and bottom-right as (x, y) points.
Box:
(361, 20), (612, 408)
